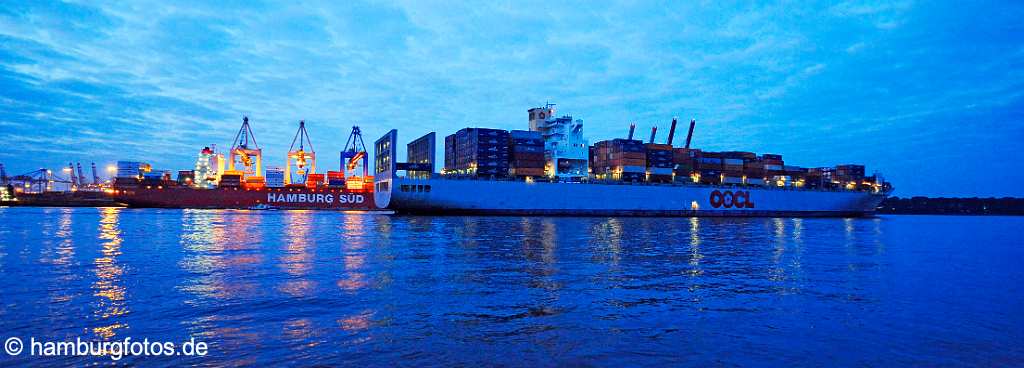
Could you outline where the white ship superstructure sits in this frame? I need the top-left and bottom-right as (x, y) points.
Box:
(528, 104), (589, 180)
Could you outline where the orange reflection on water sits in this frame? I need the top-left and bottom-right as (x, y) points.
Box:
(279, 211), (315, 297)
(92, 207), (127, 339)
(337, 215), (369, 292)
(179, 210), (263, 300)
(339, 310), (374, 331)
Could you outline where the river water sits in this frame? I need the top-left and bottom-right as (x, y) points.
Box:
(0, 207), (1021, 366)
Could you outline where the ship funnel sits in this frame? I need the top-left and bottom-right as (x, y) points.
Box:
(649, 126), (657, 144)
(684, 119), (696, 149)
(667, 117), (678, 146)
(627, 123), (635, 140)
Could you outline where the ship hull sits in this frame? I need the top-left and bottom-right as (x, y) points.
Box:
(375, 177), (887, 217)
(114, 186), (376, 210)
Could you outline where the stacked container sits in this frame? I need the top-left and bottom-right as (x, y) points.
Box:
(591, 139), (646, 182)
(265, 167), (285, 188)
(672, 148), (699, 181)
(836, 164), (865, 182)
(696, 151), (723, 184)
(449, 128), (510, 177)
(219, 170), (243, 187)
(326, 171), (346, 188)
(244, 176), (265, 189)
(305, 173), (324, 189)
(645, 143), (673, 183)
(509, 130), (545, 177)
(762, 154), (784, 175)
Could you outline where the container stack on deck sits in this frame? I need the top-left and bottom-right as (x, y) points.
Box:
(244, 175), (265, 189)
(445, 128), (511, 177)
(265, 167), (285, 188)
(219, 171), (242, 187)
(645, 143), (674, 183)
(591, 139), (646, 182)
(326, 171), (345, 188)
(508, 130), (545, 177)
(305, 173), (324, 188)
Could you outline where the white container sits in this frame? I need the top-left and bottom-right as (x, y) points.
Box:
(647, 167), (673, 175)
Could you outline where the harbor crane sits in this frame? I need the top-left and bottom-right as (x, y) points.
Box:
(285, 120), (316, 185)
(91, 163), (101, 185)
(228, 116), (262, 177)
(12, 168), (72, 193)
(76, 163), (86, 187)
(341, 126), (368, 179)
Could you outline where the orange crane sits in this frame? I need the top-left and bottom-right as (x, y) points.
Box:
(285, 120), (316, 185)
(228, 116), (262, 177)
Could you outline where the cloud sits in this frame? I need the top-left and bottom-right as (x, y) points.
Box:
(0, 1), (1021, 196)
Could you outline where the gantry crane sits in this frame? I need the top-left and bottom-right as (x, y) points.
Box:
(341, 126), (368, 180)
(285, 120), (316, 185)
(228, 116), (262, 177)
(91, 163), (101, 185)
(12, 168), (72, 193)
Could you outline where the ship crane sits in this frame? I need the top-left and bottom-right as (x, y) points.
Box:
(285, 120), (316, 185)
(228, 116), (262, 177)
(341, 126), (369, 181)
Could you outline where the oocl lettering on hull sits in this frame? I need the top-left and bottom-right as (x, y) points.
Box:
(709, 190), (755, 209)
(267, 193), (365, 204)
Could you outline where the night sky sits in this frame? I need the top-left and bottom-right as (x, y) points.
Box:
(1, 1), (1021, 196)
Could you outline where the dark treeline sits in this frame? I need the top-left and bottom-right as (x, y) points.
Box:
(879, 197), (1024, 215)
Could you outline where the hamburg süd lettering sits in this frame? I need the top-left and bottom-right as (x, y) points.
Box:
(266, 192), (365, 205)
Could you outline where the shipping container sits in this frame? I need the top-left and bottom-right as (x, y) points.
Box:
(723, 176), (744, 185)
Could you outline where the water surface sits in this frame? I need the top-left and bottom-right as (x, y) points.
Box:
(0, 207), (1021, 366)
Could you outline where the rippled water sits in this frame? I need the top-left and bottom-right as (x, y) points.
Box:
(0, 207), (1021, 366)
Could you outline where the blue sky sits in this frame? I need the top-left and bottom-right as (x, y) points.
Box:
(0, 1), (1021, 196)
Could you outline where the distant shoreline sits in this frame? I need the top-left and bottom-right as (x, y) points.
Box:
(878, 197), (1024, 216)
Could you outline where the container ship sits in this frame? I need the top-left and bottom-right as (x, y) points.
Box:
(112, 118), (376, 210)
(372, 104), (892, 217)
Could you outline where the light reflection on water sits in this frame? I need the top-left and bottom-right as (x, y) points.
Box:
(0, 209), (1022, 366)
(91, 207), (127, 340)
